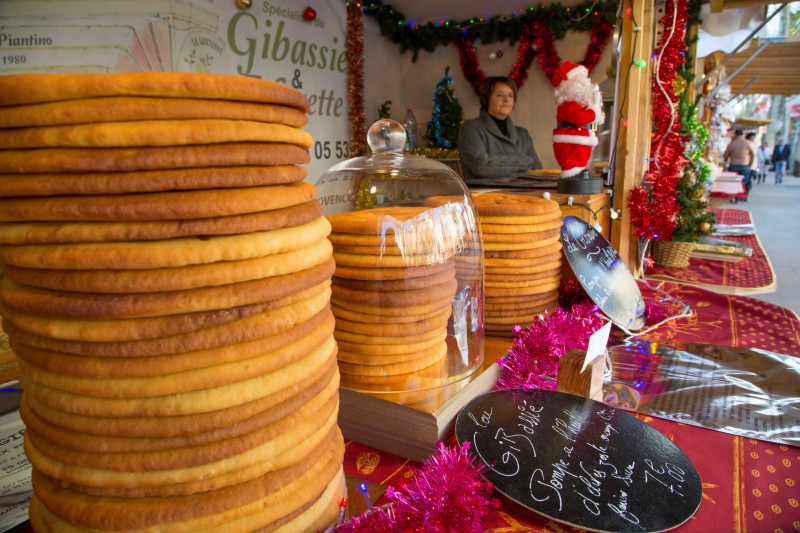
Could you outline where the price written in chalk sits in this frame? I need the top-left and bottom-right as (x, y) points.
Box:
(560, 215), (645, 331)
(456, 390), (701, 532)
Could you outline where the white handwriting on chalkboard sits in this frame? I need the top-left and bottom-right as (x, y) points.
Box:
(469, 408), (493, 429)
(472, 429), (536, 477)
(530, 459), (572, 511)
(644, 460), (686, 497)
(608, 490), (640, 524)
(552, 409), (584, 442)
(517, 400), (543, 435)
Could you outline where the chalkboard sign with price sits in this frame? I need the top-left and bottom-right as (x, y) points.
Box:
(560, 215), (645, 331)
(456, 390), (702, 533)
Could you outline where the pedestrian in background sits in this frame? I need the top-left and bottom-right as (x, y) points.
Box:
(756, 140), (772, 184)
(771, 137), (791, 184)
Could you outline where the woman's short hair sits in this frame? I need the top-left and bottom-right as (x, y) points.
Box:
(478, 76), (518, 110)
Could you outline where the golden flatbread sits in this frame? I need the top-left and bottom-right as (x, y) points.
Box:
(485, 281), (561, 296)
(484, 268), (562, 282)
(0, 96), (308, 128)
(0, 200), (323, 244)
(331, 267), (454, 292)
(481, 227), (561, 243)
(0, 120), (313, 150)
(2, 289), (332, 357)
(2, 239), (331, 294)
(485, 276), (561, 288)
(0, 181), (317, 222)
(330, 302), (451, 324)
(21, 359), (337, 439)
(338, 343), (447, 376)
(0, 72), (310, 111)
(0, 216), (332, 270)
(330, 294), (452, 317)
(484, 241), (562, 258)
(333, 307), (450, 337)
(485, 289), (560, 305)
(0, 143), (310, 174)
(337, 340), (447, 365)
(0, 165), (306, 197)
(0, 258), (334, 319)
(331, 261), (453, 281)
(331, 278), (456, 308)
(472, 192), (560, 216)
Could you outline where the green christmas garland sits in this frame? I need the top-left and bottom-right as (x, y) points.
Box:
(357, 0), (618, 61)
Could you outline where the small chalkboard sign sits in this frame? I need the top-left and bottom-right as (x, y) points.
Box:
(456, 390), (702, 533)
(560, 215), (645, 331)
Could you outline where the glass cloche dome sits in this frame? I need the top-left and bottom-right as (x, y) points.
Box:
(316, 119), (484, 409)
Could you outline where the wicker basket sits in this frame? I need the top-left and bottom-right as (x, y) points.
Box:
(652, 240), (695, 268)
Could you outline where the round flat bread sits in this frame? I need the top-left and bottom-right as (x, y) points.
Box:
(330, 278), (456, 308)
(0, 96), (308, 128)
(0, 120), (313, 150)
(332, 250), (448, 268)
(479, 217), (564, 234)
(485, 301), (555, 317)
(0, 165), (306, 198)
(18, 371), (335, 457)
(0, 181), (317, 222)
(337, 340), (447, 365)
(25, 426), (341, 527)
(471, 192), (560, 216)
(0, 257), (334, 319)
(333, 307), (450, 336)
(0, 142), (310, 174)
(484, 258), (562, 271)
(0, 280), (330, 342)
(484, 252), (561, 268)
(485, 268), (562, 282)
(11, 310), (333, 376)
(337, 342), (447, 376)
(327, 206), (439, 235)
(19, 334), (336, 417)
(22, 359), (337, 439)
(485, 289), (560, 305)
(483, 239), (563, 252)
(332, 261), (453, 281)
(485, 308), (558, 325)
(331, 267), (454, 292)
(484, 275), (561, 288)
(2, 239), (330, 295)
(485, 241), (562, 258)
(0, 199), (323, 244)
(485, 281), (561, 296)
(2, 289), (331, 357)
(330, 294), (452, 318)
(485, 298), (559, 312)
(481, 227), (561, 243)
(18, 329), (336, 400)
(0, 216), (332, 270)
(335, 331), (447, 356)
(0, 72), (310, 111)
(334, 324), (446, 346)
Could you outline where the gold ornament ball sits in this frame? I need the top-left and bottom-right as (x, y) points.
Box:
(699, 221), (711, 232)
(674, 74), (687, 95)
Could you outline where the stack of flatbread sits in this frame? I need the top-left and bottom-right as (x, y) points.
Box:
(0, 73), (345, 532)
(474, 193), (563, 336)
(326, 207), (459, 391)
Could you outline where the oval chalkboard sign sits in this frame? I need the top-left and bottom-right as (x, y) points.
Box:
(560, 215), (645, 331)
(456, 390), (702, 533)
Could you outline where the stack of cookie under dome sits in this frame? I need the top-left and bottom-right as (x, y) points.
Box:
(326, 207), (458, 392)
(474, 193), (563, 337)
(0, 73), (345, 532)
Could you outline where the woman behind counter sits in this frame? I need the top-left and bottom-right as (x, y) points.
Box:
(458, 75), (543, 183)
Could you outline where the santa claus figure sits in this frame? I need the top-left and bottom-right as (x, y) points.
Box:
(550, 61), (604, 178)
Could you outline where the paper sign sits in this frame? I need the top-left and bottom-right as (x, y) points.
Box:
(583, 321), (611, 373)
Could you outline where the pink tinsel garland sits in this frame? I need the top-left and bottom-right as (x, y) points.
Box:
(495, 303), (605, 392)
(336, 441), (498, 532)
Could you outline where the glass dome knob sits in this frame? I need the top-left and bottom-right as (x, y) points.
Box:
(367, 119), (406, 153)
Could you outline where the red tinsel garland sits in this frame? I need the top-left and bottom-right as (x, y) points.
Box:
(627, 0), (690, 241)
(455, 17), (613, 96)
(346, 3), (367, 157)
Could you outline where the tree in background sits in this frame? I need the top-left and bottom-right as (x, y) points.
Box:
(424, 67), (463, 149)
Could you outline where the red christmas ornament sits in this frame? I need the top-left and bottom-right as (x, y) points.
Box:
(302, 7), (316, 22)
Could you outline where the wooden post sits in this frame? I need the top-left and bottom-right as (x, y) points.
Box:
(611, 0), (656, 277)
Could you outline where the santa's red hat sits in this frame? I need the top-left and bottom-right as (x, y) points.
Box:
(552, 127), (597, 177)
(550, 61), (590, 88)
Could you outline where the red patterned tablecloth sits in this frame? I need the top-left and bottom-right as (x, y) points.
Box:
(644, 209), (777, 295)
(343, 281), (800, 532)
